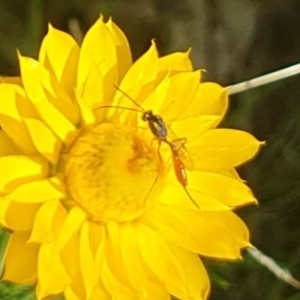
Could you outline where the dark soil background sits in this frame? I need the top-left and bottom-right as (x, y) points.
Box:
(1, 1), (300, 299)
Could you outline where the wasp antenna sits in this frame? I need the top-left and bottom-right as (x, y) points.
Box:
(114, 85), (145, 112)
(93, 105), (142, 114)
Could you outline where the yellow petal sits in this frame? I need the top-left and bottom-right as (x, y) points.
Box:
(117, 41), (158, 105)
(0, 130), (21, 156)
(0, 198), (40, 230)
(183, 82), (228, 121)
(39, 24), (80, 95)
(90, 284), (111, 300)
(78, 16), (117, 102)
(188, 171), (257, 207)
(53, 206), (86, 253)
(18, 54), (80, 133)
(140, 73), (171, 118)
(66, 271), (110, 300)
(158, 50), (193, 73)
(135, 223), (187, 296)
(0, 155), (48, 193)
(169, 245), (210, 300)
(105, 18), (132, 82)
(191, 129), (262, 171)
(0, 84), (37, 153)
(5, 177), (65, 203)
(80, 16), (116, 77)
(144, 273), (170, 300)
(36, 242), (71, 299)
(30, 200), (67, 243)
(144, 204), (249, 259)
(107, 42), (159, 126)
(169, 114), (221, 143)
(64, 269), (87, 300)
(88, 221), (105, 256)
(77, 59), (104, 111)
(119, 224), (147, 292)
(161, 70), (201, 122)
(220, 168), (245, 182)
(208, 210), (251, 249)
(75, 90), (96, 127)
(93, 229), (106, 283)
(118, 53), (166, 127)
(101, 260), (137, 300)
(79, 221), (100, 298)
(104, 221), (134, 288)
(0, 198), (11, 227)
(3, 231), (39, 284)
(142, 206), (204, 255)
(32, 97), (79, 145)
(64, 272), (85, 300)
(60, 232), (80, 280)
(24, 117), (62, 164)
(158, 181), (230, 211)
(65, 287), (82, 300)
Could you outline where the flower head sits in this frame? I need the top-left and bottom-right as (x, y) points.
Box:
(0, 16), (261, 300)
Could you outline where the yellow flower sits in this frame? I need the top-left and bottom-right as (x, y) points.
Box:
(0, 16), (261, 300)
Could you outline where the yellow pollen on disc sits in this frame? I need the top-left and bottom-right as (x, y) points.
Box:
(63, 123), (161, 222)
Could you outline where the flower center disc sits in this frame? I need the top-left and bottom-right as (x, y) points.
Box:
(64, 123), (161, 223)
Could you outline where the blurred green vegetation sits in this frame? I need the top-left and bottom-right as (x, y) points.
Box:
(1, 0), (300, 299)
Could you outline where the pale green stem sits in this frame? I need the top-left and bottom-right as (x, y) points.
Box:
(246, 248), (300, 289)
(228, 62), (300, 95)
(229, 62), (300, 288)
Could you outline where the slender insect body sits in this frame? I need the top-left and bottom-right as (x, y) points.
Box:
(141, 110), (188, 185)
(95, 85), (199, 208)
(141, 110), (191, 190)
(140, 113), (199, 207)
(168, 141), (188, 186)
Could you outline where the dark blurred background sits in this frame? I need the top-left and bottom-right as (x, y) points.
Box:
(1, 0), (300, 299)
